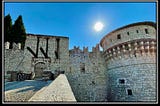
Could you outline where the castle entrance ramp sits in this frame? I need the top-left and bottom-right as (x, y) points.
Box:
(28, 74), (76, 102)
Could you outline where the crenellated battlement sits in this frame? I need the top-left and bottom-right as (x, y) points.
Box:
(70, 44), (100, 55)
(5, 42), (22, 50)
(103, 38), (156, 61)
(83, 46), (88, 53)
(5, 42), (10, 49)
(70, 46), (82, 54)
(92, 44), (100, 53)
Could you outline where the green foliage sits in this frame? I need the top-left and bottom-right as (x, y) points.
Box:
(4, 14), (26, 49)
(12, 15), (26, 49)
(4, 14), (12, 43)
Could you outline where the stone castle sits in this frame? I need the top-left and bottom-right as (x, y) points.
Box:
(4, 21), (157, 102)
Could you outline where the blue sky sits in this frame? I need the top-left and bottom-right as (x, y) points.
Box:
(4, 2), (156, 51)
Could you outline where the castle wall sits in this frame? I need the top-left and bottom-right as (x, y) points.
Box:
(100, 22), (157, 101)
(107, 54), (156, 101)
(47, 36), (69, 72)
(4, 21), (157, 102)
(66, 45), (108, 101)
(4, 43), (24, 81)
(21, 35), (37, 73)
(57, 37), (69, 72)
(5, 34), (69, 80)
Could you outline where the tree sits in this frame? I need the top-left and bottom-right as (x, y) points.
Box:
(4, 14), (12, 43)
(12, 15), (26, 49)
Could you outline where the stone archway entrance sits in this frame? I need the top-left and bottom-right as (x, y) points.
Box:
(34, 62), (46, 78)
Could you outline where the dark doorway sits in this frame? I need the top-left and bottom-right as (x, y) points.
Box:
(34, 62), (46, 78)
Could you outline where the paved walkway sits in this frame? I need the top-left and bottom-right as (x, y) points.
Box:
(28, 74), (76, 102)
(4, 80), (52, 102)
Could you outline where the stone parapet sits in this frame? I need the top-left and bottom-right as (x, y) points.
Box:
(103, 38), (156, 61)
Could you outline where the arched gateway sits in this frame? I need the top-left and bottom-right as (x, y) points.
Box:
(34, 62), (46, 78)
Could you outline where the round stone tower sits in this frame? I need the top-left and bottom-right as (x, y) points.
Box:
(100, 21), (157, 102)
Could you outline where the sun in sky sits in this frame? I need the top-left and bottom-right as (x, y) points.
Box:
(94, 22), (104, 32)
(4, 2), (156, 50)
